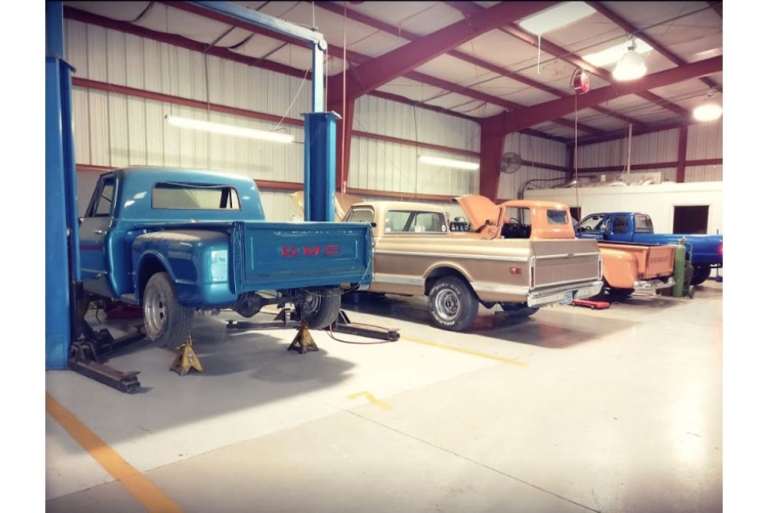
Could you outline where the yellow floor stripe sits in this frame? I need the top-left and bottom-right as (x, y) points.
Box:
(46, 393), (184, 513)
(401, 336), (529, 367)
(348, 391), (393, 409)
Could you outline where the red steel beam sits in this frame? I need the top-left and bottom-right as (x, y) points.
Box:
(328, 2), (557, 103)
(445, 1), (690, 118)
(478, 128), (506, 202)
(485, 56), (722, 136)
(317, 2), (617, 131)
(571, 120), (697, 147)
(586, 2), (720, 91)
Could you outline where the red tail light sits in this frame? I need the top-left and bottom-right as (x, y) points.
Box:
(718, 244), (723, 255)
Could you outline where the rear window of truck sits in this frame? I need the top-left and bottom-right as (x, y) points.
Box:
(635, 214), (653, 233)
(152, 182), (241, 210)
(546, 210), (568, 224)
(385, 210), (446, 233)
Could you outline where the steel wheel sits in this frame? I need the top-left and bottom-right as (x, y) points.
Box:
(427, 276), (478, 331)
(142, 272), (193, 348)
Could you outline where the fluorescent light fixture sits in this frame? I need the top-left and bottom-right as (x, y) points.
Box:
(692, 89), (722, 122)
(519, 2), (595, 35)
(418, 155), (479, 171)
(583, 38), (653, 67)
(164, 115), (294, 143)
(612, 38), (648, 81)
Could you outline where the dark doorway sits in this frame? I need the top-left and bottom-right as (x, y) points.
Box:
(569, 207), (582, 223)
(673, 205), (709, 234)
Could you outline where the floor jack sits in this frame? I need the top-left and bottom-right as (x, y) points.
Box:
(67, 320), (145, 393)
(329, 311), (400, 342)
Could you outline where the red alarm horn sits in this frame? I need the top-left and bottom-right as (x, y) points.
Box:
(571, 69), (590, 95)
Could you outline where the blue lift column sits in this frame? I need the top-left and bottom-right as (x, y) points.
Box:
(303, 112), (341, 222)
(190, 1), (334, 222)
(46, 1), (81, 369)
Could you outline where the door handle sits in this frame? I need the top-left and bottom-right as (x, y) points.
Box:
(92, 229), (105, 235)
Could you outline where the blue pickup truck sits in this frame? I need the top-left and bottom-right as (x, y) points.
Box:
(576, 212), (722, 286)
(78, 167), (373, 348)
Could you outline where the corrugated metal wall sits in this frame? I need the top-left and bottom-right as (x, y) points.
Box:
(576, 128), (680, 169)
(574, 121), (723, 183)
(66, 18), (482, 219)
(497, 133), (569, 200)
(349, 96), (480, 197)
(686, 119), (723, 182)
(67, 20), (308, 181)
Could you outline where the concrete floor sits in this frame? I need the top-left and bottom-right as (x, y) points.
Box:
(46, 282), (723, 513)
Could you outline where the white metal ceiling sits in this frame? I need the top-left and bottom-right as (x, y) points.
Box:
(63, 1), (723, 142)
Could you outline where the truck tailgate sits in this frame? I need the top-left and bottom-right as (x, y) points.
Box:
(530, 239), (601, 288)
(232, 221), (372, 292)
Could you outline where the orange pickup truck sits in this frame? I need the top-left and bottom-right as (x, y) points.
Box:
(454, 195), (677, 299)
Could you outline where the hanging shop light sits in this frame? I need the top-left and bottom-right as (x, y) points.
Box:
(612, 37), (648, 81)
(692, 89), (723, 122)
(164, 115), (295, 143)
(418, 155), (480, 171)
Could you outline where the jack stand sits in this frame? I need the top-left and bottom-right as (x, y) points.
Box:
(287, 321), (318, 354)
(170, 336), (204, 376)
(326, 310), (400, 341)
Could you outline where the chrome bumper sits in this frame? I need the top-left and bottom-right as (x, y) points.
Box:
(528, 279), (604, 308)
(633, 277), (676, 291)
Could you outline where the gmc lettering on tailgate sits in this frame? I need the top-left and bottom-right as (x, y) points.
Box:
(281, 245), (340, 257)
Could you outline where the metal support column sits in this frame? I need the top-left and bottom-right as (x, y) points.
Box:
(46, 1), (80, 369)
(303, 112), (341, 222)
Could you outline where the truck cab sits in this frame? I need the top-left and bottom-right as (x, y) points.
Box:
(576, 211), (723, 285)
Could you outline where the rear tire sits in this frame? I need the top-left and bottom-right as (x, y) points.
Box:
(297, 288), (342, 329)
(608, 287), (634, 299)
(500, 302), (539, 318)
(428, 276), (478, 331)
(142, 272), (194, 348)
(690, 265), (711, 286)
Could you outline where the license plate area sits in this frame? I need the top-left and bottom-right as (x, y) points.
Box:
(560, 290), (575, 305)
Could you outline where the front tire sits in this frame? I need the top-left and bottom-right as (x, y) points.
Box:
(297, 288), (342, 329)
(142, 272), (194, 348)
(428, 276), (479, 331)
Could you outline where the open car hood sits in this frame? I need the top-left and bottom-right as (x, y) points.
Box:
(453, 194), (500, 231)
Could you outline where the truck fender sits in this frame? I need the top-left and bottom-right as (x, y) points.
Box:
(134, 250), (176, 304)
(423, 262), (475, 296)
(600, 248), (638, 290)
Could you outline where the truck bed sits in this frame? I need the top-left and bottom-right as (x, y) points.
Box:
(598, 242), (676, 279)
